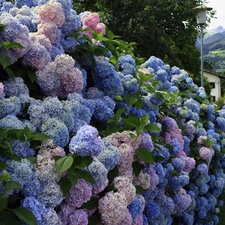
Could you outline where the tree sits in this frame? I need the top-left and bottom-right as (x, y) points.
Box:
(73, 0), (214, 94)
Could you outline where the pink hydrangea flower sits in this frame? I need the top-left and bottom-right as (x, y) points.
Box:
(197, 135), (208, 145)
(117, 143), (134, 170)
(132, 213), (143, 225)
(120, 208), (133, 225)
(98, 191), (128, 225)
(81, 12), (100, 30)
(35, 149), (59, 182)
(95, 23), (106, 35)
(80, 12), (106, 38)
(113, 176), (136, 204)
(182, 156), (196, 173)
(36, 54), (83, 98)
(30, 33), (52, 52)
(37, 22), (62, 44)
(199, 147), (214, 162)
(38, 2), (65, 27)
(106, 131), (141, 150)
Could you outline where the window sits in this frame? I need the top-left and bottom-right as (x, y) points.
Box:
(209, 82), (215, 89)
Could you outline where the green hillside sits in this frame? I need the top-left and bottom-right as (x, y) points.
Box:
(202, 30), (225, 74)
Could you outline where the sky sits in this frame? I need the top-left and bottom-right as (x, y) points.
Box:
(207, 0), (225, 29)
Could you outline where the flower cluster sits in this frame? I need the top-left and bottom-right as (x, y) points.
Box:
(1, 0), (225, 224)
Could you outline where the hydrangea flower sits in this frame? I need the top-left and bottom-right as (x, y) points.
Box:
(3, 77), (29, 97)
(37, 181), (63, 208)
(113, 176), (136, 204)
(36, 54), (83, 98)
(97, 138), (121, 171)
(98, 191), (128, 225)
(0, 96), (21, 119)
(41, 118), (69, 147)
(43, 208), (63, 225)
(65, 178), (92, 208)
(37, 2), (65, 27)
(69, 125), (102, 156)
(22, 197), (47, 225)
(88, 157), (108, 186)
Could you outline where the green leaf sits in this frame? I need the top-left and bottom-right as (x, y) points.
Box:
(81, 156), (93, 167)
(88, 212), (101, 225)
(106, 123), (121, 135)
(5, 181), (21, 192)
(0, 24), (5, 32)
(13, 207), (38, 225)
(15, 68), (27, 77)
(0, 55), (11, 68)
(0, 215), (22, 225)
(132, 161), (142, 177)
(124, 94), (138, 106)
(27, 69), (37, 83)
(0, 141), (13, 155)
(107, 166), (119, 185)
(135, 148), (155, 165)
(28, 132), (50, 142)
(26, 157), (37, 164)
(0, 162), (8, 172)
(82, 196), (99, 210)
(74, 168), (95, 184)
(0, 194), (7, 212)
(122, 115), (140, 128)
(115, 108), (125, 121)
(135, 185), (145, 194)
(0, 128), (8, 139)
(0, 41), (23, 50)
(141, 114), (149, 125)
(5, 67), (14, 79)
(68, 171), (78, 186)
(59, 177), (72, 197)
(55, 156), (73, 175)
(143, 123), (161, 132)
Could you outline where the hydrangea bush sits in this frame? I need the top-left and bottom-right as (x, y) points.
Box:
(0, 0), (225, 225)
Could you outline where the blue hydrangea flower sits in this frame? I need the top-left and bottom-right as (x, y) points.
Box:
(162, 196), (174, 216)
(171, 139), (182, 155)
(171, 157), (185, 171)
(0, 96), (21, 119)
(92, 97), (115, 121)
(143, 56), (164, 72)
(120, 74), (139, 94)
(41, 118), (69, 147)
(10, 140), (35, 157)
(0, 115), (24, 129)
(22, 196), (47, 225)
(97, 138), (121, 171)
(37, 181), (63, 208)
(69, 125), (103, 156)
(169, 171), (189, 190)
(128, 198), (143, 219)
(146, 203), (160, 219)
(88, 157), (108, 186)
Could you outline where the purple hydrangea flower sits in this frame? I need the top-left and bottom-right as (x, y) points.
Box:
(65, 179), (92, 208)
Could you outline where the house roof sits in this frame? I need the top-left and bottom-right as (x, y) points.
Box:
(204, 70), (225, 79)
